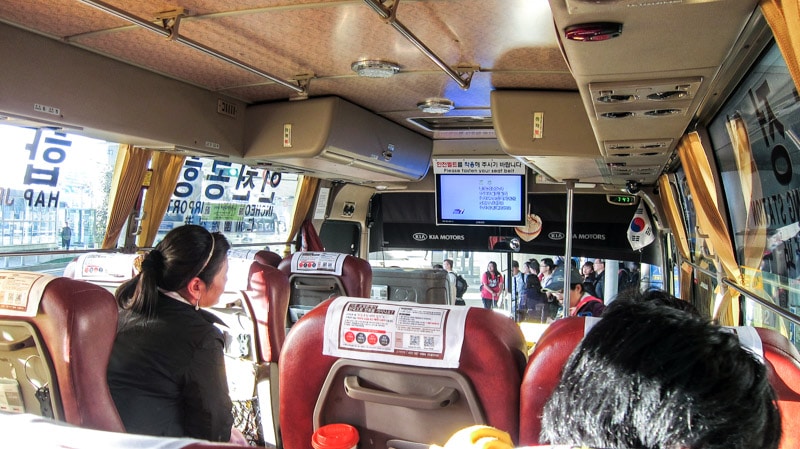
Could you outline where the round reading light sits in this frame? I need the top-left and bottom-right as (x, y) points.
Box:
(351, 59), (400, 78)
(417, 98), (455, 114)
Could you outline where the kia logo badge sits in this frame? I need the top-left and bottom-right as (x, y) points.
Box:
(548, 231), (565, 240)
(412, 233), (428, 241)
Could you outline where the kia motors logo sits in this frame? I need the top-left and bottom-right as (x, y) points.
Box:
(412, 233), (428, 241)
(548, 231), (565, 240)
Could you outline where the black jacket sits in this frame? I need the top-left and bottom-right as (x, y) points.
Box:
(107, 294), (233, 441)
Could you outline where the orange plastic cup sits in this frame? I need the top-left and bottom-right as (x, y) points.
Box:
(311, 423), (360, 449)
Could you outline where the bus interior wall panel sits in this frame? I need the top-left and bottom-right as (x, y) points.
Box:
(244, 97), (433, 184)
(0, 23), (246, 157)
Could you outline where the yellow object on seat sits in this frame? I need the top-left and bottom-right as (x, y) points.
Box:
(431, 425), (514, 449)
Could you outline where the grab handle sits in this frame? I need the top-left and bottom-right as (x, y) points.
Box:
(344, 375), (458, 409)
(0, 335), (34, 352)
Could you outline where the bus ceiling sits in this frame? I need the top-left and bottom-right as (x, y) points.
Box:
(0, 0), (767, 191)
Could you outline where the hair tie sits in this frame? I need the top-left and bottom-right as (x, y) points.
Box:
(141, 249), (165, 273)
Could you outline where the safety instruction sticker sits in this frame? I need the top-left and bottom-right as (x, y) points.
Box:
(0, 379), (24, 413)
(0, 271), (55, 317)
(323, 297), (468, 368)
(290, 251), (345, 276)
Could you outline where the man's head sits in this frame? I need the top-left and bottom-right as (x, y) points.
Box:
(546, 266), (583, 304)
(541, 298), (781, 449)
(443, 259), (453, 272)
(511, 260), (519, 273)
(592, 258), (605, 273)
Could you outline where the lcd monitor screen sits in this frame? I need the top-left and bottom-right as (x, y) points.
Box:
(435, 173), (526, 226)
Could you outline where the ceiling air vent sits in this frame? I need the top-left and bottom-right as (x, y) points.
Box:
(644, 108), (683, 117)
(589, 77), (702, 119)
(647, 90), (689, 101)
(603, 139), (673, 157)
(596, 93), (636, 103)
(601, 111), (634, 119)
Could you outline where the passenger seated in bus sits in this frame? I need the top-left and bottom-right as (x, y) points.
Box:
(548, 267), (605, 317)
(106, 225), (246, 444)
(540, 297), (781, 449)
(621, 287), (702, 317)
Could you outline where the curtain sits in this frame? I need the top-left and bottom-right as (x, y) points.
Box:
(761, 0), (800, 93)
(284, 176), (320, 256)
(657, 174), (693, 301)
(300, 218), (325, 251)
(677, 132), (740, 325)
(137, 152), (186, 248)
(101, 145), (152, 249)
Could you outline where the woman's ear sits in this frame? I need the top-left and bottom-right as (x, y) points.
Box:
(183, 277), (204, 301)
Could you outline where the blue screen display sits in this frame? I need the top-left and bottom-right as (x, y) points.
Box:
(435, 173), (526, 226)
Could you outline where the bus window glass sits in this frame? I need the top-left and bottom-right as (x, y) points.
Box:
(157, 156), (297, 252)
(674, 168), (717, 316)
(0, 124), (118, 270)
(708, 42), (800, 340)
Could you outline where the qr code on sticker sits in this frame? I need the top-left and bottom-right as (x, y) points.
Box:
(409, 335), (420, 348)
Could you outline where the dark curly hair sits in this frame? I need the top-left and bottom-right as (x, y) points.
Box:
(541, 297), (781, 449)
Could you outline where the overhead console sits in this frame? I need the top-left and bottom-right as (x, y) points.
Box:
(244, 97), (433, 185)
(491, 90), (604, 183)
(546, 0), (762, 187)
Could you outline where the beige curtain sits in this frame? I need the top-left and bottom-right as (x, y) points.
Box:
(101, 145), (152, 249)
(137, 152), (186, 248)
(761, 0), (800, 93)
(677, 132), (740, 325)
(284, 176), (320, 256)
(657, 174), (694, 301)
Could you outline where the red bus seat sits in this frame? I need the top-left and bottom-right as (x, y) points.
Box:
(518, 317), (591, 446)
(278, 298), (528, 449)
(252, 250), (282, 268)
(234, 260), (290, 447)
(0, 272), (124, 432)
(277, 252), (372, 327)
(755, 327), (800, 449)
(518, 318), (800, 449)
(243, 261), (291, 364)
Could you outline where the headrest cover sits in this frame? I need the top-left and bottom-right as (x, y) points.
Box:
(322, 297), (469, 368)
(290, 252), (347, 275)
(723, 326), (764, 364)
(0, 271), (56, 317)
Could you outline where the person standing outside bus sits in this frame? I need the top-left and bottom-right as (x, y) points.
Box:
(480, 261), (503, 309)
(443, 259), (466, 305)
(60, 222), (72, 250)
(506, 261), (524, 312)
(107, 225), (246, 444)
(592, 258), (606, 299)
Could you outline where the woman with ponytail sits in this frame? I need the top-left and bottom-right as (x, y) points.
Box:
(107, 225), (245, 444)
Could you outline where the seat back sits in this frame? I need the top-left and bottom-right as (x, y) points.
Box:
(0, 271), (124, 432)
(236, 261), (291, 447)
(519, 319), (800, 449)
(278, 252), (372, 326)
(518, 316), (591, 446)
(253, 250), (282, 268)
(754, 327), (800, 449)
(244, 262), (291, 364)
(279, 297), (528, 449)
